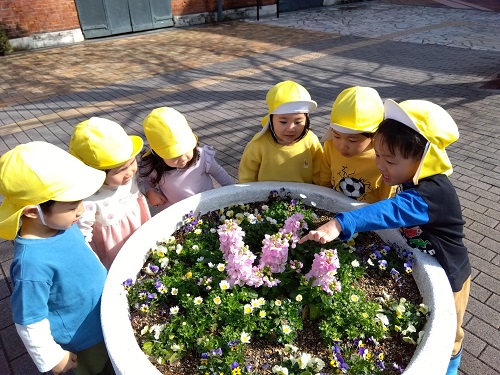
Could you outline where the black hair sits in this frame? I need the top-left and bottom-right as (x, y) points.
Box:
(375, 119), (427, 160)
(269, 113), (310, 144)
(361, 132), (374, 139)
(140, 145), (200, 186)
(39, 200), (56, 214)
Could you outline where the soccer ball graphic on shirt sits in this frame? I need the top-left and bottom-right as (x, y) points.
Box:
(338, 177), (366, 198)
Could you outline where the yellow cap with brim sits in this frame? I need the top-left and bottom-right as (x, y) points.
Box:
(0, 142), (106, 240)
(257, 80), (317, 139)
(322, 86), (383, 142)
(142, 107), (198, 160)
(384, 99), (459, 184)
(69, 117), (143, 170)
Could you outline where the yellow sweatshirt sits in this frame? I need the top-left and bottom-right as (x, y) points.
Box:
(320, 140), (396, 203)
(238, 130), (323, 184)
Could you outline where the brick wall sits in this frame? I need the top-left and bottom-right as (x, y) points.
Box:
(0, 0), (80, 39)
(0, 0), (277, 39)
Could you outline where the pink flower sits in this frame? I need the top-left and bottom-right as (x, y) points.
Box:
(305, 249), (341, 295)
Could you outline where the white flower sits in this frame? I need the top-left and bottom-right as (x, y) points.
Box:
(194, 296), (203, 305)
(310, 357), (325, 371)
(283, 344), (298, 354)
(375, 313), (389, 326)
(402, 324), (416, 335)
(403, 336), (416, 345)
(418, 303), (429, 314)
(282, 325), (292, 335)
(208, 262), (214, 268)
(297, 352), (312, 369)
(171, 288), (178, 295)
(295, 294), (303, 302)
(240, 331), (251, 344)
(150, 324), (165, 340)
(261, 205), (269, 211)
(175, 244), (183, 254)
(140, 325), (149, 335)
(219, 280), (230, 290)
(351, 260), (360, 267)
(169, 306), (179, 315)
(160, 257), (170, 269)
(194, 228), (202, 235)
(243, 304), (253, 314)
(210, 228), (216, 233)
(213, 296), (222, 305)
(275, 299), (282, 307)
(217, 263), (226, 272)
(257, 297), (266, 306)
(272, 365), (289, 375)
(196, 256), (204, 262)
(171, 344), (180, 352)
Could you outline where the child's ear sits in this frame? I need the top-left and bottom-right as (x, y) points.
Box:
(22, 205), (39, 219)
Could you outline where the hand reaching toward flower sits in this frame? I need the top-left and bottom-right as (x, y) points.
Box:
(298, 218), (343, 244)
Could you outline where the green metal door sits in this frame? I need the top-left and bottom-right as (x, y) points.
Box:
(75, 0), (173, 39)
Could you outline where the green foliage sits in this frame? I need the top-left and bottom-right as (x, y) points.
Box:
(0, 26), (12, 56)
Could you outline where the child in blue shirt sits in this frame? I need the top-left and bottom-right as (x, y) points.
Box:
(0, 142), (114, 375)
(300, 99), (470, 375)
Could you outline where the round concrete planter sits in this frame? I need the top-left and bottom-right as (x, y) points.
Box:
(102, 182), (456, 375)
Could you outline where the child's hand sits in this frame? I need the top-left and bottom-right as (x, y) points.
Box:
(298, 218), (342, 244)
(52, 350), (77, 374)
(146, 190), (168, 206)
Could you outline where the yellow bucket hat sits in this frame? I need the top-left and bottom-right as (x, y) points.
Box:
(322, 86), (383, 142)
(69, 117), (143, 170)
(142, 107), (198, 160)
(384, 99), (459, 184)
(257, 80), (317, 139)
(0, 142), (106, 240)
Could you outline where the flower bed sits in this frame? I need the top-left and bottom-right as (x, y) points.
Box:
(101, 182), (456, 375)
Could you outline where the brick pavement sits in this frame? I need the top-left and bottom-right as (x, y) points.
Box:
(0, 1), (499, 374)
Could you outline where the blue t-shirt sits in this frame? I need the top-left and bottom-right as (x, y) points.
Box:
(10, 225), (107, 352)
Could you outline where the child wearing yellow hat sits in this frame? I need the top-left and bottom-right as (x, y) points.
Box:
(300, 100), (470, 375)
(69, 117), (151, 269)
(0, 142), (115, 374)
(238, 80), (324, 184)
(320, 86), (397, 203)
(139, 107), (234, 210)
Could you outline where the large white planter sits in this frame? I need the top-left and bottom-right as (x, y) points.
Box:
(102, 182), (456, 375)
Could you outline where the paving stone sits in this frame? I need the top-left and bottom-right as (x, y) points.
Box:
(463, 331), (488, 357)
(467, 296), (500, 330)
(469, 280), (493, 303)
(0, 2), (499, 374)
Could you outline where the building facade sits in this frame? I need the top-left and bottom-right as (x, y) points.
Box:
(0, 0), (337, 50)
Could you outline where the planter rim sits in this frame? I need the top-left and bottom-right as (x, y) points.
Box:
(102, 182), (456, 375)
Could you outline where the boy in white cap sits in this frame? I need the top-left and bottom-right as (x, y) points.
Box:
(69, 117), (151, 269)
(0, 142), (115, 374)
(299, 100), (470, 375)
(139, 107), (234, 211)
(320, 86), (396, 203)
(238, 80), (324, 184)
